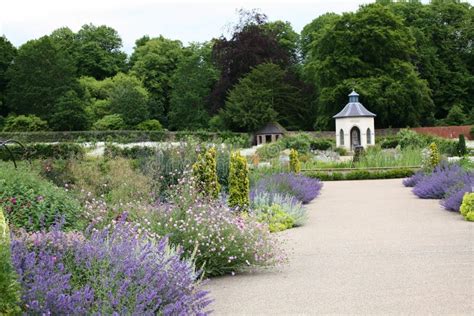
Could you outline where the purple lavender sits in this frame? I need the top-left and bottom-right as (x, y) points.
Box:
(403, 171), (425, 187)
(251, 173), (323, 204)
(412, 163), (473, 201)
(442, 182), (474, 212)
(11, 223), (211, 315)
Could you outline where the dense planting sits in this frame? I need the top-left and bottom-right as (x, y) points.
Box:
(11, 223), (211, 314)
(404, 163), (473, 216)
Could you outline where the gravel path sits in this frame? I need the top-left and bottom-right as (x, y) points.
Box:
(206, 179), (474, 315)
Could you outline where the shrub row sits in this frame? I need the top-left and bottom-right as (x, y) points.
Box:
(0, 143), (84, 161)
(0, 130), (251, 146)
(306, 168), (415, 181)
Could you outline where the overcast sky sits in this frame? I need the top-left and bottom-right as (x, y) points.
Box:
(1, 0), (467, 54)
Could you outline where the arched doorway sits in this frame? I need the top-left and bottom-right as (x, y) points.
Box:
(350, 126), (361, 151)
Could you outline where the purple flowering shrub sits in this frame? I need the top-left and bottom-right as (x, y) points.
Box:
(412, 164), (472, 200)
(142, 176), (285, 277)
(442, 182), (474, 212)
(402, 171), (425, 187)
(251, 173), (323, 204)
(11, 222), (211, 315)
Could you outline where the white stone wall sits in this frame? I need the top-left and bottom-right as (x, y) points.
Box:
(335, 117), (375, 151)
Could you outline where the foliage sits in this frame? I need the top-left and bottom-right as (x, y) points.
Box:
(130, 36), (184, 124)
(427, 142), (440, 169)
(0, 36), (16, 115)
(168, 43), (217, 130)
(92, 114), (126, 130)
(255, 204), (294, 232)
(211, 11), (291, 114)
(0, 143), (84, 161)
(143, 175), (284, 276)
(228, 152), (250, 211)
(136, 119), (163, 131)
(192, 147), (220, 199)
(457, 134), (467, 156)
(0, 208), (21, 314)
(459, 193), (474, 221)
(0, 130), (250, 144)
(412, 163), (473, 200)
(443, 104), (467, 126)
(49, 90), (89, 131)
(0, 164), (82, 231)
(252, 173), (322, 204)
(308, 168), (415, 181)
(108, 73), (150, 126)
(3, 115), (49, 132)
(75, 24), (127, 80)
(68, 157), (153, 204)
(6, 36), (78, 122)
(398, 129), (425, 149)
(289, 149), (301, 173)
(251, 191), (307, 226)
(11, 223), (211, 314)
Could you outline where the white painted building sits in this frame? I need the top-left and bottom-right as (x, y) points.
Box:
(333, 91), (376, 151)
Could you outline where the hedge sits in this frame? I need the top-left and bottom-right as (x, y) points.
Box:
(0, 143), (84, 161)
(305, 168), (415, 181)
(0, 130), (251, 146)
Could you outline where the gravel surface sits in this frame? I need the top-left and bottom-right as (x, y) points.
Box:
(206, 179), (474, 315)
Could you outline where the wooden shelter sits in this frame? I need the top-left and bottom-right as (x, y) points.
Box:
(255, 122), (286, 145)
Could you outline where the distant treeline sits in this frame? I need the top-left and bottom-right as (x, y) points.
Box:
(0, 0), (472, 133)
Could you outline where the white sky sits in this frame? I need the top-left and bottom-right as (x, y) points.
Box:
(1, 0), (468, 54)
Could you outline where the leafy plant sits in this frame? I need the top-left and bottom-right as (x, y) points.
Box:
(2, 115), (49, 132)
(192, 147), (220, 199)
(0, 164), (83, 231)
(428, 142), (440, 169)
(228, 151), (250, 211)
(256, 204), (295, 232)
(460, 193), (474, 221)
(11, 223), (211, 314)
(457, 134), (467, 156)
(289, 149), (301, 173)
(251, 191), (307, 226)
(136, 119), (163, 131)
(0, 208), (21, 314)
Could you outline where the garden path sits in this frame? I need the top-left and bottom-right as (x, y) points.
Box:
(206, 179), (474, 315)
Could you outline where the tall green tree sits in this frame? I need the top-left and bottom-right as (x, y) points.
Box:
(0, 36), (16, 116)
(303, 4), (434, 129)
(168, 43), (218, 130)
(49, 90), (89, 131)
(75, 24), (127, 80)
(223, 63), (306, 132)
(130, 36), (184, 124)
(6, 36), (78, 122)
(108, 73), (149, 127)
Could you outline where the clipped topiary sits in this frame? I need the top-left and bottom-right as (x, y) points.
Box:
(289, 149), (301, 173)
(460, 193), (474, 222)
(0, 208), (21, 314)
(192, 147), (220, 199)
(457, 134), (467, 157)
(228, 151), (250, 211)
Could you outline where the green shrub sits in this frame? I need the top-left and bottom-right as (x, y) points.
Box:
(380, 137), (399, 149)
(309, 138), (333, 151)
(281, 134), (311, 153)
(428, 142), (440, 169)
(289, 149), (301, 173)
(470, 126), (474, 138)
(457, 134), (467, 156)
(255, 142), (282, 160)
(0, 208), (21, 314)
(333, 147), (348, 156)
(228, 152), (250, 211)
(68, 158), (152, 204)
(398, 129), (424, 149)
(257, 204), (295, 232)
(104, 144), (156, 159)
(0, 143), (84, 161)
(192, 147), (220, 198)
(306, 168), (415, 181)
(136, 119), (163, 131)
(0, 164), (83, 231)
(93, 114), (126, 131)
(460, 193), (474, 222)
(3, 114), (49, 132)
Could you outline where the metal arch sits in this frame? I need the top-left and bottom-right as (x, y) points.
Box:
(0, 139), (30, 169)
